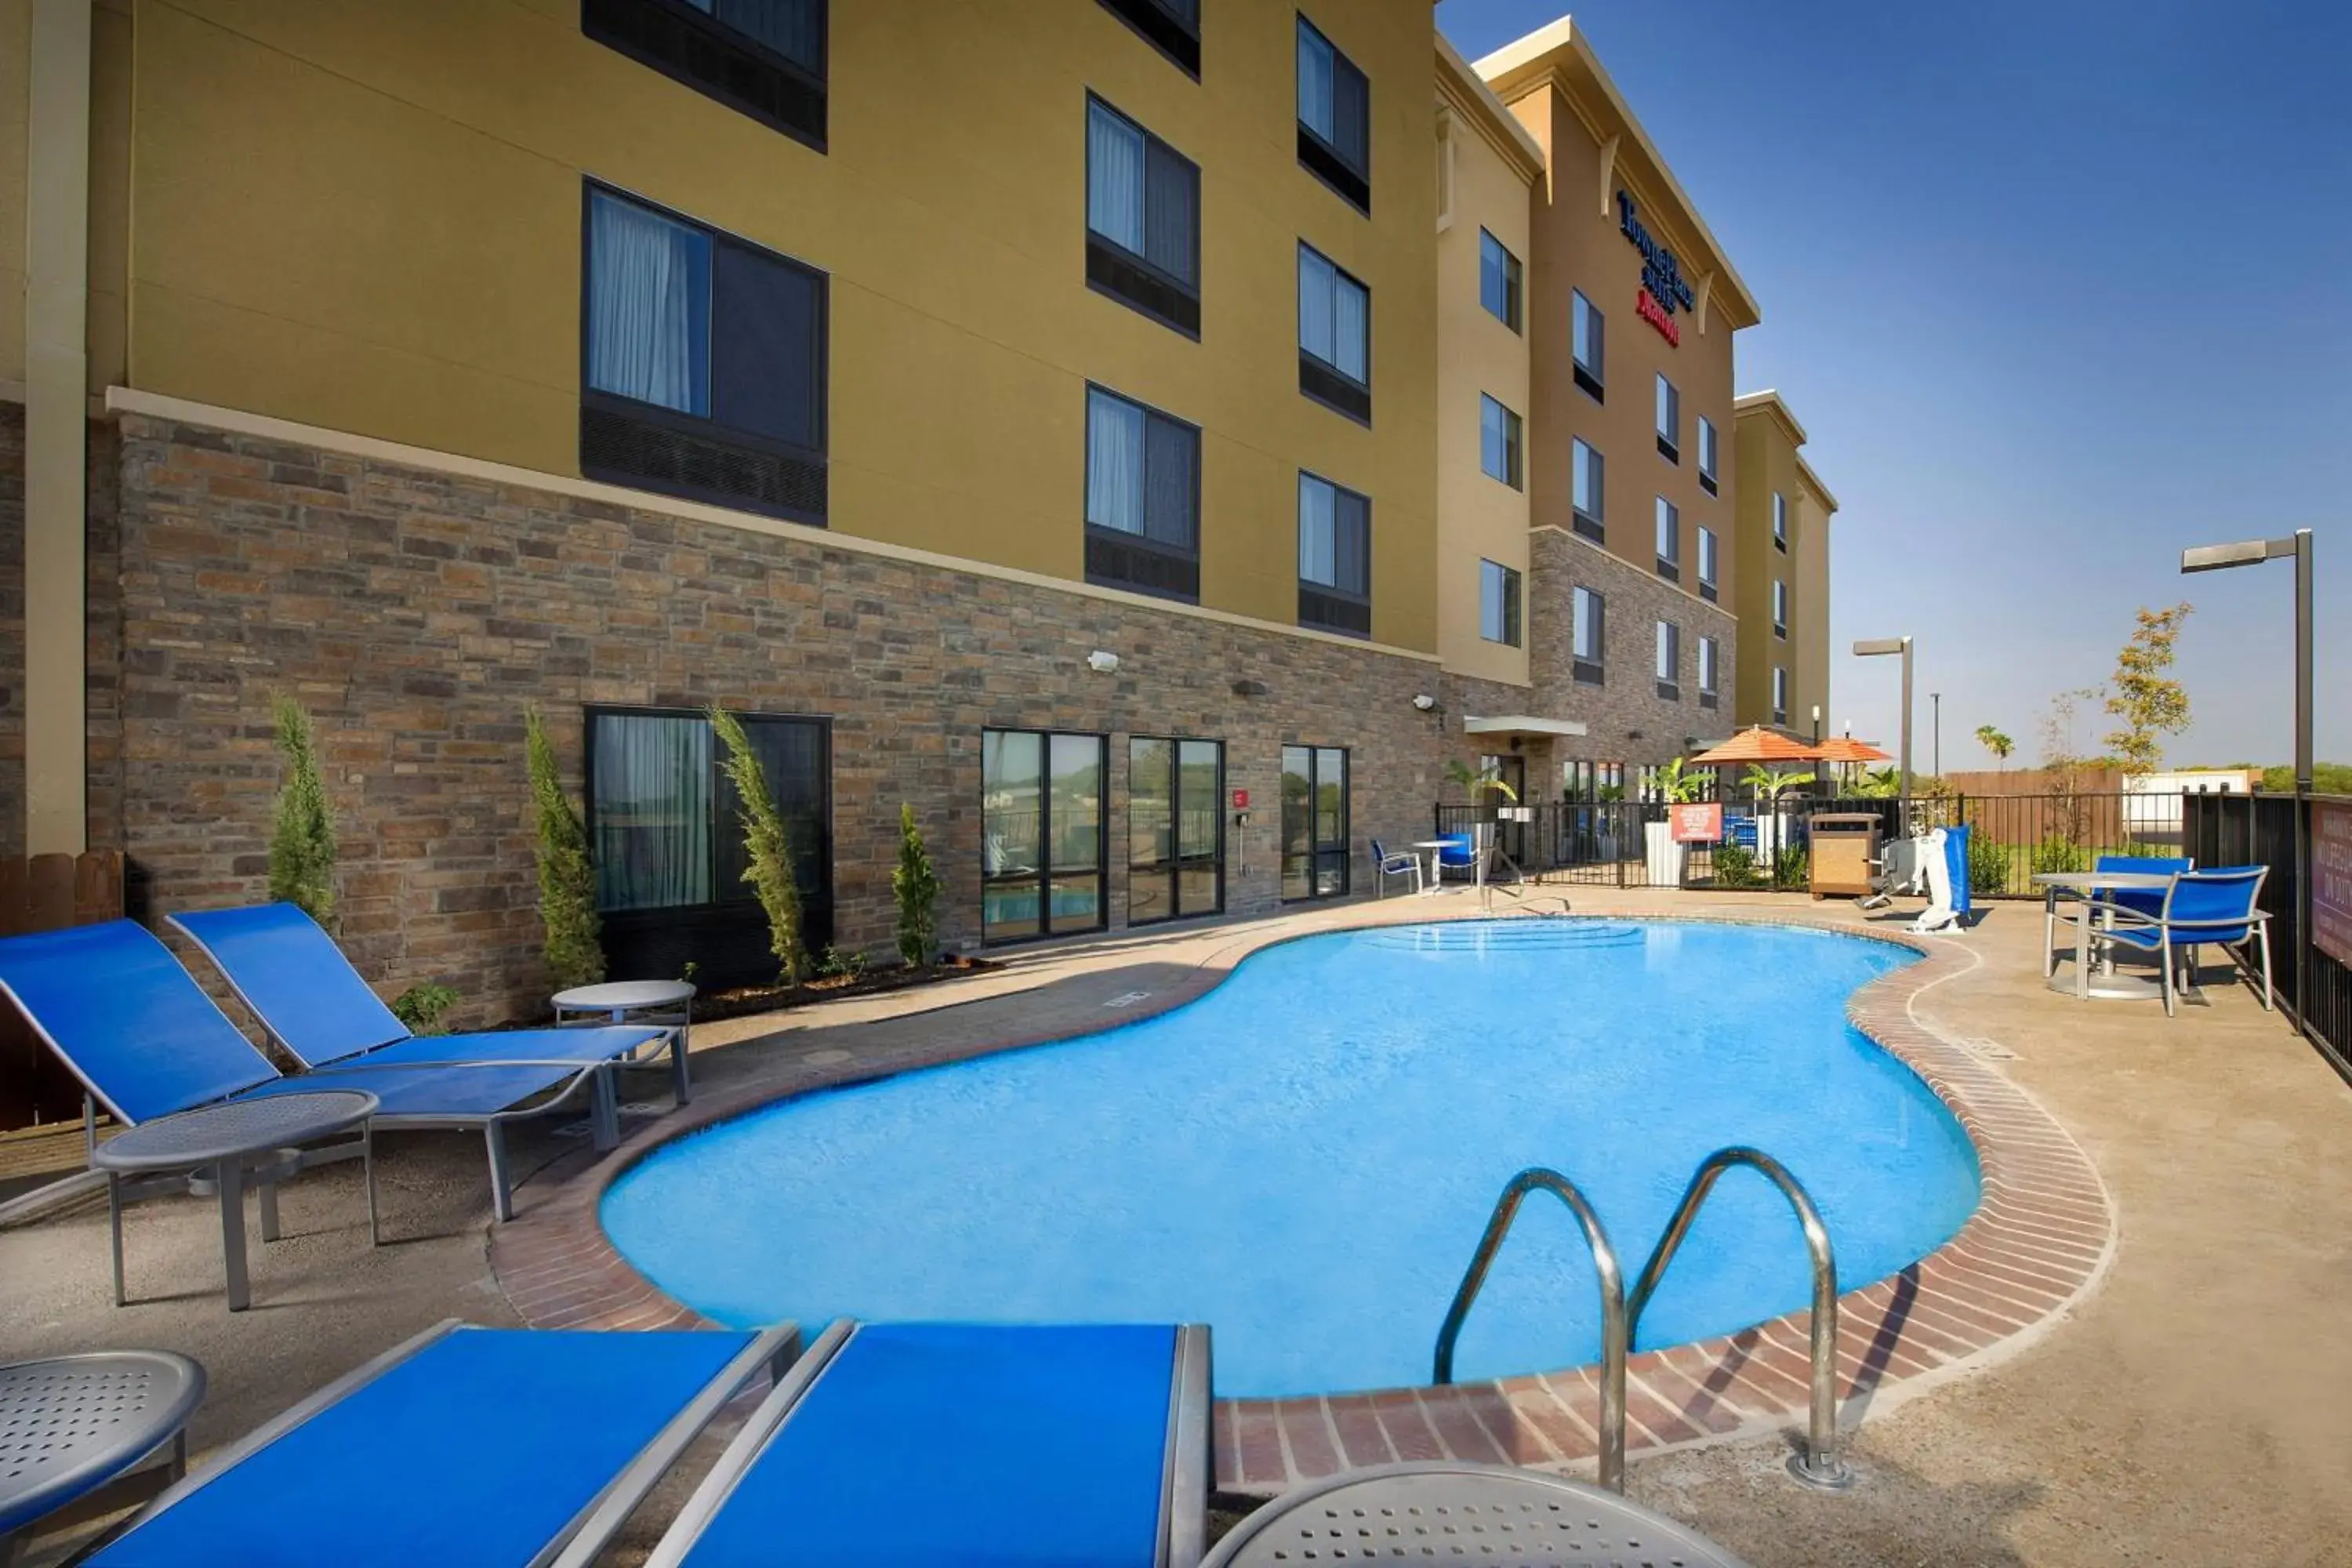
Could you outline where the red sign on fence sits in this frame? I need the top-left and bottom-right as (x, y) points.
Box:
(2314, 800), (2352, 971)
(1670, 803), (1723, 844)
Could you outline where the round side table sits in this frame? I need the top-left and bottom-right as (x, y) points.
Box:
(553, 979), (696, 1107)
(0, 1350), (205, 1553)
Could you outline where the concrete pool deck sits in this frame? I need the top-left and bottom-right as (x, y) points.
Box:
(2, 889), (2349, 1564)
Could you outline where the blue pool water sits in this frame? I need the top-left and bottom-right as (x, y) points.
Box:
(603, 920), (1980, 1397)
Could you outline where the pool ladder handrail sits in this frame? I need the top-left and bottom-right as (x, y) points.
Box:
(1431, 1147), (1849, 1494)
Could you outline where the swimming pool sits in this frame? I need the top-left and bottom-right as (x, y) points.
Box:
(602, 920), (1981, 1398)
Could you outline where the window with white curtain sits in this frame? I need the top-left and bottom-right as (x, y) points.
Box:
(1298, 243), (1371, 420)
(1479, 395), (1521, 489)
(1697, 416), (1719, 494)
(1572, 289), (1604, 400)
(1296, 14), (1370, 211)
(582, 183), (828, 522)
(1086, 96), (1201, 334)
(1655, 374), (1679, 463)
(1479, 229), (1521, 331)
(588, 707), (829, 917)
(1697, 525), (1719, 590)
(1773, 492), (1788, 549)
(1773, 666), (1789, 721)
(1086, 386), (1199, 572)
(1298, 470), (1371, 635)
(1773, 579), (1789, 637)
(1655, 621), (1680, 690)
(1572, 437), (1605, 542)
(1699, 636), (1719, 695)
(1479, 559), (1522, 646)
(1654, 496), (1679, 575)
(1573, 586), (1606, 677)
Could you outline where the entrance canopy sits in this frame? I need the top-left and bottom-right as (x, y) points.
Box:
(1461, 715), (1589, 739)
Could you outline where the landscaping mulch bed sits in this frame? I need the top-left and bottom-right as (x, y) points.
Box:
(688, 953), (1004, 1024)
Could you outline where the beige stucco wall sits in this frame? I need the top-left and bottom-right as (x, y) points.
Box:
(1733, 402), (1800, 727)
(1793, 470), (1835, 734)
(1432, 84), (1534, 689)
(0, 0), (27, 388)
(111, 0), (1439, 651)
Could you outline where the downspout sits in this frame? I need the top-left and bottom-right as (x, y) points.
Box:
(24, 0), (92, 855)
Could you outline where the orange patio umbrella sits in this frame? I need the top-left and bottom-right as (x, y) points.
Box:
(1686, 726), (1828, 766)
(1814, 736), (1893, 764)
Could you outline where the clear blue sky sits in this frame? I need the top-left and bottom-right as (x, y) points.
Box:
(1436, 0), (2350, 772)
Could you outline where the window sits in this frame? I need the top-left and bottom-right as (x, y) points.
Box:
(1566, 760), (1626, 801)
(1571, 289), (1604, 401)
(1571, 438), (1605, 543)
(1655, 375), (1679, 463)
(1773, 666), (1789, 724)
(588, 706), (832, 985)
(1479, 559), (1522, 646)
(1298, 244), (1370, 422)
(585, 0), (826, 151)
(1572, 586), (1605, 684)
(1697, 416), (1719, 496)
(1773, 492), (1788, 550)
(1697, 525), (1719, 603)
(1479, 395), (1522, 489)
(1773, 579), (1788, 638)
(1655, 620), (1680, 700)
(1129, 737), (1223, 924)
(1654, 497), (1679, 582)
(1098, 0), (1200, 76)
(1296, 15), (1370, 212)
(582, 185), (827, 523)
(1084, 385), (1200, 602)
(983, 730), (1106, 942)
(1281, 745), (1350, 900)
(1479, 229), (1522, 332)
(1297, 471), (1371, 637)
(1085, 97), (1201, 337)
(1698, 635), (1719, 710)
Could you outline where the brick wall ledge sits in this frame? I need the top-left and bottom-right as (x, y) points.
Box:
(485, 900), (2116, 1495)
(100, 385), (1443, 666)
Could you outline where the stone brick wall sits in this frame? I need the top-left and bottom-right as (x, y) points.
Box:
(0, 405), (23, 860)
(111, 412), (1446, 1025)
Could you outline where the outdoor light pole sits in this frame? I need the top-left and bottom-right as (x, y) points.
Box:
(1932, 693), (1941, 779)
(1853, 637), (1914, 810)
(2183, 529), (2314, 1036)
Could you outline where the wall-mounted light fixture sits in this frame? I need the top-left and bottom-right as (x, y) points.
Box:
(1086, 650), (1120, 673)
(1412, 694), (1438, 712)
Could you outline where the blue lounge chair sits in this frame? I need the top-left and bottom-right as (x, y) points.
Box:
(170, 903), (684, 1119)
(0, 920), (641, 1231)
(80, 1322), (793, 1568)
(634, 1320), (1212, 1568)
(2100, 865), (2273, 1017)
(1369, 839), (1422, 896)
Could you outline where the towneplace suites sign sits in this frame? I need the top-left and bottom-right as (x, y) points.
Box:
(1617, 191), (1694, 347)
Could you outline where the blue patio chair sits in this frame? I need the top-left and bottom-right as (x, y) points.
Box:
(77, 1322), (793, 1568)
(1369, 838), (1422, 897)
(637, 1320), (1211, 1568)
(1434, 831), (1479, 884)
(2100, 866), (2272, 1017)
(2045, 855), (2190, 977)
(0, 921), (642, 1230)
(2092, 854), (2190, 921)
(169, 903), (684, 1116)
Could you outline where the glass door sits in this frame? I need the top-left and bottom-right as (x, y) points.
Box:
(983, 729), (1106, 942)
(1129, 737), (1225, 925)
(1282, 745), (1351, 901)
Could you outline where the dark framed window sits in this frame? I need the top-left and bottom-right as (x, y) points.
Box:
(1479, 559), (1521, 647)
(1298, 243), (1370, 423)
(584, 0), (826, 152)
(580, 183), (827, 524)
(1297, 470), (1370, 637)
(1773, 666), (1789, 726)
(1697, 416), (1719, 496)
(1086, 384), (1200, 602)
(1479, 395), (1521, 489)
(586, 706), (832, 986)
(1698, 635), (1719, 710)
(1572, 586), (1605, 684)
(1281, 744), (1350, 901)
(1571, 437), (1605, 543)
(1097, 0), (1200, 76)
(1697, 525), (1719, 604)
(1295, 15), (1369, 212)
(1773, 579), (1789, 639)
(1086, 96), (1201, 337)
(1655, 375), (1680, 463)
(1129, 736), (1223, 924)
(1571, 289), (1604, 402)
(1655, 620), (1681, 701)
(983, 730), (1107, 944)
(1773, 492), (1789, 550)
(1479, 229), (1521, 331)
(1654, 496), (1680, 583)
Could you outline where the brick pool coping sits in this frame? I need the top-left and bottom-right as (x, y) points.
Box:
(488, 900), (2116, 1495)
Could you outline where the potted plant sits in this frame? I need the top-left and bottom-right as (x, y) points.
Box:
(1444, 760), (1522, 866)
(1642, 757), (1706, 887)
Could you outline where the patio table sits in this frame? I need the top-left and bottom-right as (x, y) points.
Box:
(90, 1089), (377, 1312)
(1201, 1461), (1748, 1567)
(553, 978), (697, 1105)
(2033, 870), (2176, 1001)
(0, 1350), (205, 1558)
(1408, 840), (1454, 896)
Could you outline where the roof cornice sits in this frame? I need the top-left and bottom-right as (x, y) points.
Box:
(1733, 388), (1809, 447)
(1794, 452), (1840, 516)
(1436, 33), (1545, 187)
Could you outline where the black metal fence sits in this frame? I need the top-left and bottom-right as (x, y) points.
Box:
(2183, 791), (2350, 1079)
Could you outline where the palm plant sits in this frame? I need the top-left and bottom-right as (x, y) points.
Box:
(1444, 757), (1519, 803)
(1646, 755), (1707, 804)
(1740, 763), (1817, 807)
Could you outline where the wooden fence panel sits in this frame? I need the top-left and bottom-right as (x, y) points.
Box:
(0, 851), (125, 1130)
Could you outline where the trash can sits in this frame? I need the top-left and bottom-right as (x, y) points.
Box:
(1808, 813), (1882, 898)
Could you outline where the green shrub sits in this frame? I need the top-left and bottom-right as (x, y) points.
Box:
(2030, 834), (2089, 877)
(390, 981), (460, 1035)
(1772, 844), (1809, 890)
(815, 945), (868, 982)
(267, 694), (337, 924)
(710, 706), (806, 988)
(892, 801), (942, 969)
(525, 706), (604, 990)
(1712, 844), (1762, 889)
(1967, 835), (2013, 896)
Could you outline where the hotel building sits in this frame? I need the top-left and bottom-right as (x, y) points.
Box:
(0, 1), (1837, 1016)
